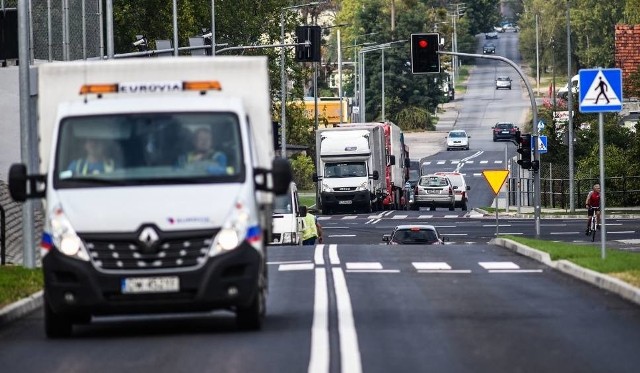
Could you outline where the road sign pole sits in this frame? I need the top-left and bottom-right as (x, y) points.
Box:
(495, 197), (499, 236)
(599, 113), (607, 258)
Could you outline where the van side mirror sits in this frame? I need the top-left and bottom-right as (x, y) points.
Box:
(8, 164), (28, 202)
(312, 172), (319, 182)
(371, 170), (379, 180)
(298, 205), (308, 217)
(270, 158), (292, 195)
(404, 158), (411, 168)
(466, 185), (471, 191)
(382, 234), (390, 242)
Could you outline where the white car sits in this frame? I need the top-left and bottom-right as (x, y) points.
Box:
(434, 171), (470, 211)
(446, 130), (470, 151)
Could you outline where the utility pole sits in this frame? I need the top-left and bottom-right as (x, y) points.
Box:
(567, 0), (575, 212)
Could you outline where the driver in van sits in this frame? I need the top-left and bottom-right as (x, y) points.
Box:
(67, 138), (116, 175)
(179, 127), (228, 174)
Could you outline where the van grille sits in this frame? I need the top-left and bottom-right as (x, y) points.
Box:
(79, 229), (218, 271)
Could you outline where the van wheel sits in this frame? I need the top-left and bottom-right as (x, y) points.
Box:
(44, 298), (73, 339)
(236, 281), (266, 331)
(448, 204), (455, 211)
(321, 207), (330, 215)
(462, 200), (468, 211)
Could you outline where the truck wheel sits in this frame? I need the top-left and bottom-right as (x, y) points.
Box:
(322, 207), (330, 215)
(44, 298), (73, 338)
(462, 200), (468, 211)
(236, 281), (266, 331)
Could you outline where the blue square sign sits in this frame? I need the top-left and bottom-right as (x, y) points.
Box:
(579, 68), (623, 113)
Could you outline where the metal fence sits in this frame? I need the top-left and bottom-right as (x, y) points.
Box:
(507, 160), (640, 208)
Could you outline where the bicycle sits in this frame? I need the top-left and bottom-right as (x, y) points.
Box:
(586, 207), (600, 242)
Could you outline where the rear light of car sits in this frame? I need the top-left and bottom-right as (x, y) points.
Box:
(448, 187), (453, 195)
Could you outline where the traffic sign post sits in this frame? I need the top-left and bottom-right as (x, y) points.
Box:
(578, 68), (623, 259)
(482, 170), (510, 236)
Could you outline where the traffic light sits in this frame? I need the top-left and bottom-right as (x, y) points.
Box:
(517, 133), (532, 169)
(410, 33), (440, 74)
(295, 26), (321, 62)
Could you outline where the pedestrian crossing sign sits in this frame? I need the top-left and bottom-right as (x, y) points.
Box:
(537, 135), (547, 154)
(579, 68), (623, 113)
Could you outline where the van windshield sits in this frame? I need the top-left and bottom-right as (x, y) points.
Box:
(54, 112), (244, 188)
(274, 193), (294, 214)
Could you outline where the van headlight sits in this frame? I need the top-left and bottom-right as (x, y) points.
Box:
(322, 183), (332, 193)
(210, 201), (261, 256)
(46, 207), (90, 261)
(356, 181), (368, 191)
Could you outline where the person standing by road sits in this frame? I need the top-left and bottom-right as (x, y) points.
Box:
(585, 183), (601, 235)
(302, 208), (323, 245)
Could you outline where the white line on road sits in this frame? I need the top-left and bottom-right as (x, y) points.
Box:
(317, 216), (331, 221)
(479, 262), (520, 270)
(367, 219), (381, 225)
(328, 235), (357, 237)
(332, 268), (362, 373)
(342, 216), (358, 220)
(488, 269), (544, 273)
(346, 262), (383, 270)
(267, 260), (312, 265)
(308, 269), (329, 373)
(413, 262), (451, 270)
(417, 270), (472, 274)
(314, 244), (325, 265)
(482, 224), (512, 227)
(392, 215), (408, 219)
(329, 244), (340, 265)
(345, 269), (401, 273)
(444, 215), (459, 218)
(324, 226), (350, 229)
(494, 160), (503, 164)
(418, 215), (434, 219)
(549, 232), (580, 235)
(480, 160), (489, 164)
(440, 233), (468, 236)
(608, 231), (636, 234)
(279, 263), (315, 271)
(437, 160), (446, 165)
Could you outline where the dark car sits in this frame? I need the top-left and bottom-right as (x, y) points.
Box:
(485, 31), (498, 39)
(382, 225), (447, 245)
(483, 43), (496, 54)
(492, 122), (519, 142)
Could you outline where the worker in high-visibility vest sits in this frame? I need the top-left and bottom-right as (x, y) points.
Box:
(302, 209), (323, 245)
(67, 138), (116, 175)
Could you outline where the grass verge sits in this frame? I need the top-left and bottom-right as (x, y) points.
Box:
(0, 266), (44, 309)
(502, 235), (640, 287)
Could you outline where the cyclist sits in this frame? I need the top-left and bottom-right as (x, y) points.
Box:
(585, 183), (601, 235)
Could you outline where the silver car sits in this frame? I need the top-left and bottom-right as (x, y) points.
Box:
(411, 174), (455, 211)
(496, 76), (512, 90)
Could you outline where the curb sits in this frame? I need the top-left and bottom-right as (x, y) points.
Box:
(0, 290), (43, 327)
(492, 237), (640, 307)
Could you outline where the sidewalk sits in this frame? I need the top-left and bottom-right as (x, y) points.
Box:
(403, 100), (459, 160)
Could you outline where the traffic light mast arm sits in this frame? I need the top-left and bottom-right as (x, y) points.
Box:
(438, 50), (542, 237)
(216, 41), (310, 54)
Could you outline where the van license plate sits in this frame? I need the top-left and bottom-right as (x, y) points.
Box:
(338, 200), (353, 204)
(121, 276), (180, 294)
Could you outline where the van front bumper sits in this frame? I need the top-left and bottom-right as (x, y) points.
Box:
(43, 242), (263, 317)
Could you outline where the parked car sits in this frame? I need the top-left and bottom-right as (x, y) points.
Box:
(485, 31), (498, 39)
(434, 171), (470, 210)
(382, 225), (447, 245)
(446, 130), (470, 151)
(411, 174), (455, 211)
(492, 122), (519, 142)
(495, 76), (512, 90)
(483, 43), (496, 54)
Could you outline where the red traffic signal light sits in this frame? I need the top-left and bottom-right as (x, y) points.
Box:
(411, 33), (440, 74)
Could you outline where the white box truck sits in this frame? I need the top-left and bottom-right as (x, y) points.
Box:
(312, 126), (386, 214)
(8, 56), (291, 337)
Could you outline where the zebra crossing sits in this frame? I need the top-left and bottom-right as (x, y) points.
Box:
(317, 209), (485, 222)
(272, 259), (543, 274)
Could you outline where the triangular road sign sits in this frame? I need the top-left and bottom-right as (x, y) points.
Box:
(582, 70), (621, 106)
(482, 169), (510, 195)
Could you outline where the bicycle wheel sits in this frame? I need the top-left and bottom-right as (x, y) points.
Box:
(591, 218), (597, 242)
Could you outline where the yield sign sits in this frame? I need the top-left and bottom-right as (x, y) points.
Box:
(482, 169), (510, 195)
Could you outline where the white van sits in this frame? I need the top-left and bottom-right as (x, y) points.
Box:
(557, 74), (579, 100)
(271, 182), (305, 245)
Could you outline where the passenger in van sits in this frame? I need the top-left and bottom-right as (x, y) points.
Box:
(67, 138), (117, 175)
(179, 127), (228, 174)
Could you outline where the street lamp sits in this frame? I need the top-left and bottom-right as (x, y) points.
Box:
(358, 40), (407, 122)
(352, 32), (378, 120)
(567, 0), (576, 212)
(279, 1), (325, 158)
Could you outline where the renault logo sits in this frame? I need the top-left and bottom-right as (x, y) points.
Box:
(138, 227), (159, 249)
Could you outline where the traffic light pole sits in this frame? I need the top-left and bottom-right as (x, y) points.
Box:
(439, 51), (542, 237)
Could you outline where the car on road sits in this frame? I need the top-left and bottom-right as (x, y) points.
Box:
(445, 130), (470, 151)
(382, 225), (447, 245)
(485, 31), (498, 39)
(434, 171), (470, 211)
(483, 43), (496, 54)
(492, 122), (519, 142)
(411, 174), (455, 211)
(495, 76), (512, 90)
